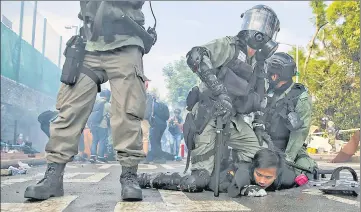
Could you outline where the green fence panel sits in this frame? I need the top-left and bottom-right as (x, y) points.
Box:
(1, 22), (61, 97)
(42, 59), (61, 95)
(19, 39), (43, 91)
(1, 24), (18, 80)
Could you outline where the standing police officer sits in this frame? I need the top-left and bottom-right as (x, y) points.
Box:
(24, 1), (156, 201)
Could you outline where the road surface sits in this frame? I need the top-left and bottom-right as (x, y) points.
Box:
(1, 161), (360, 212)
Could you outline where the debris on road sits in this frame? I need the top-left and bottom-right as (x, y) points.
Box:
(1, 169), (12, 176)
(18, 161), (31, 169)
(8, 166), (27, 175)
(6, 161), (31, 176)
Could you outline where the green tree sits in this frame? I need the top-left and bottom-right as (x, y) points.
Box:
(303, 0), (328, 81)
(162, 57), (199, 108)
(297, 1), (360, 130)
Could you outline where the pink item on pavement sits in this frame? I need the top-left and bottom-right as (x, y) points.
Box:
(295, 174), (309, 186)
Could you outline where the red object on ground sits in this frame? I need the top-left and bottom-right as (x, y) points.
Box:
(180, 143), (185, 158)
(295, 174), (309, 186)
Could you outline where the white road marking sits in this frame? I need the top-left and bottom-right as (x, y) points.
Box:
(0, 195), (78, 212)
(138, 164), (158, 170)
(318, 162), (361, 169)
(68, 163), (187, 170)
(302, 188), (360, 207)
(159, 164), (176, 170)
(0, 173), (43, 187)
(97, 164), (159, 170)
(97, 164), (117, 169)
(66, 165), (78, 169)
(160, 164), (186, 170)
(63, 172), (109, 183)
(114, 190), (251, 211)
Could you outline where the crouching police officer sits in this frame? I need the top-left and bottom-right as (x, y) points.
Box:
(255, 52), (318, 179)
(179, 5), (281, 192)
(24, 1), (156, 201)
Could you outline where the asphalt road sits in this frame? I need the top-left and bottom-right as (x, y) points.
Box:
(1, 161), (360, 212)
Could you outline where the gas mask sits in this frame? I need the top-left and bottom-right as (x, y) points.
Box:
(255, 39), (279, 62)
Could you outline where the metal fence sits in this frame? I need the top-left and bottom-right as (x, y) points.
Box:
(1, 1), (67, 67)
(0, 1), (69, 96)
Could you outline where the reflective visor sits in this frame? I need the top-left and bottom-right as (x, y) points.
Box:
(240, 8), (280, 41)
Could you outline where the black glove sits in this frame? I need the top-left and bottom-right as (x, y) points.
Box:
(214, 93), (233, 123)
(253, 123), (273, 148)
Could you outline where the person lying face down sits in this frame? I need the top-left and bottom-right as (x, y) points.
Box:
(138, 148), (297, 196)
(224, 148), (296, 197)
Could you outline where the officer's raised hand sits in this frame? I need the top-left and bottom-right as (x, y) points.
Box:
(214, 93), (233, 123)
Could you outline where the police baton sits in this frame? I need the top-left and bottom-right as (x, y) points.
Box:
(214, 116), (225, 197)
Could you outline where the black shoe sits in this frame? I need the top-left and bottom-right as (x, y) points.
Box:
(24, 163), (66, 200)
(89, 155), (96, 163)
(97, 157), (108, 164)
(120, 165), (143, 201)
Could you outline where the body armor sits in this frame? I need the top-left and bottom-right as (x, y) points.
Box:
(264, 84), (306, 151)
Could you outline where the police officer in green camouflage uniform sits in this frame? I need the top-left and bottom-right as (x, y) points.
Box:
(258, 52), (317, 178)
(24, 1), (155, 201)
(178, 5), (281, 192)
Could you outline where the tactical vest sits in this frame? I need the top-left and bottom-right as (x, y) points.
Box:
(80, 1), (146, 43)
(264, 83), (306, 151)
(215, 37), (262, 114)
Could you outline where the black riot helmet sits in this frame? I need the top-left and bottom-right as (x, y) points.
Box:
(239, 5), (280, 50)
(266, 52), (297, 85)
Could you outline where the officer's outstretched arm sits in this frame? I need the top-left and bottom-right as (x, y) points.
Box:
(285, 92), (312, 161)
(186, 36), (236, 95)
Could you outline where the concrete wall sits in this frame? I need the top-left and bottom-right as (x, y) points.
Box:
(1, 75), (57, 152)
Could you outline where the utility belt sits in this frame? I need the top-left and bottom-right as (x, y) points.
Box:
(60, 35), (101, 92)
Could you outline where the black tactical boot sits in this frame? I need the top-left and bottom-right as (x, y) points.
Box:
(24, 163), (65, 200)
(179, 169), (211, 192)
(138, 172), (182, 191)
(120, 165), (143, 201)
(137, 173), (152, 188)
(152, 172), (182, 190)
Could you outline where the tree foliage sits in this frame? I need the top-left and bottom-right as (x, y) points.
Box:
(162, 57), (199, 108)
(290, 1), (360, 130)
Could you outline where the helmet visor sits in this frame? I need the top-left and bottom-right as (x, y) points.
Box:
(240, 8), (280, 42)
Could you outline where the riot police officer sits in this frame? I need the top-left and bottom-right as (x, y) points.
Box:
(256, 52), (318, 178)
(179, 5), (281, 192)
(24, 1), (156, 202)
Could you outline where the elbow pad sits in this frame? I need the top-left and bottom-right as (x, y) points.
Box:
(186, 47), (226, 96)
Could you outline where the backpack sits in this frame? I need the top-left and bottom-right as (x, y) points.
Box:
(38, 110), (59, 138)
(87, 100), (106, 128)
(154, 101), (170, 121)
